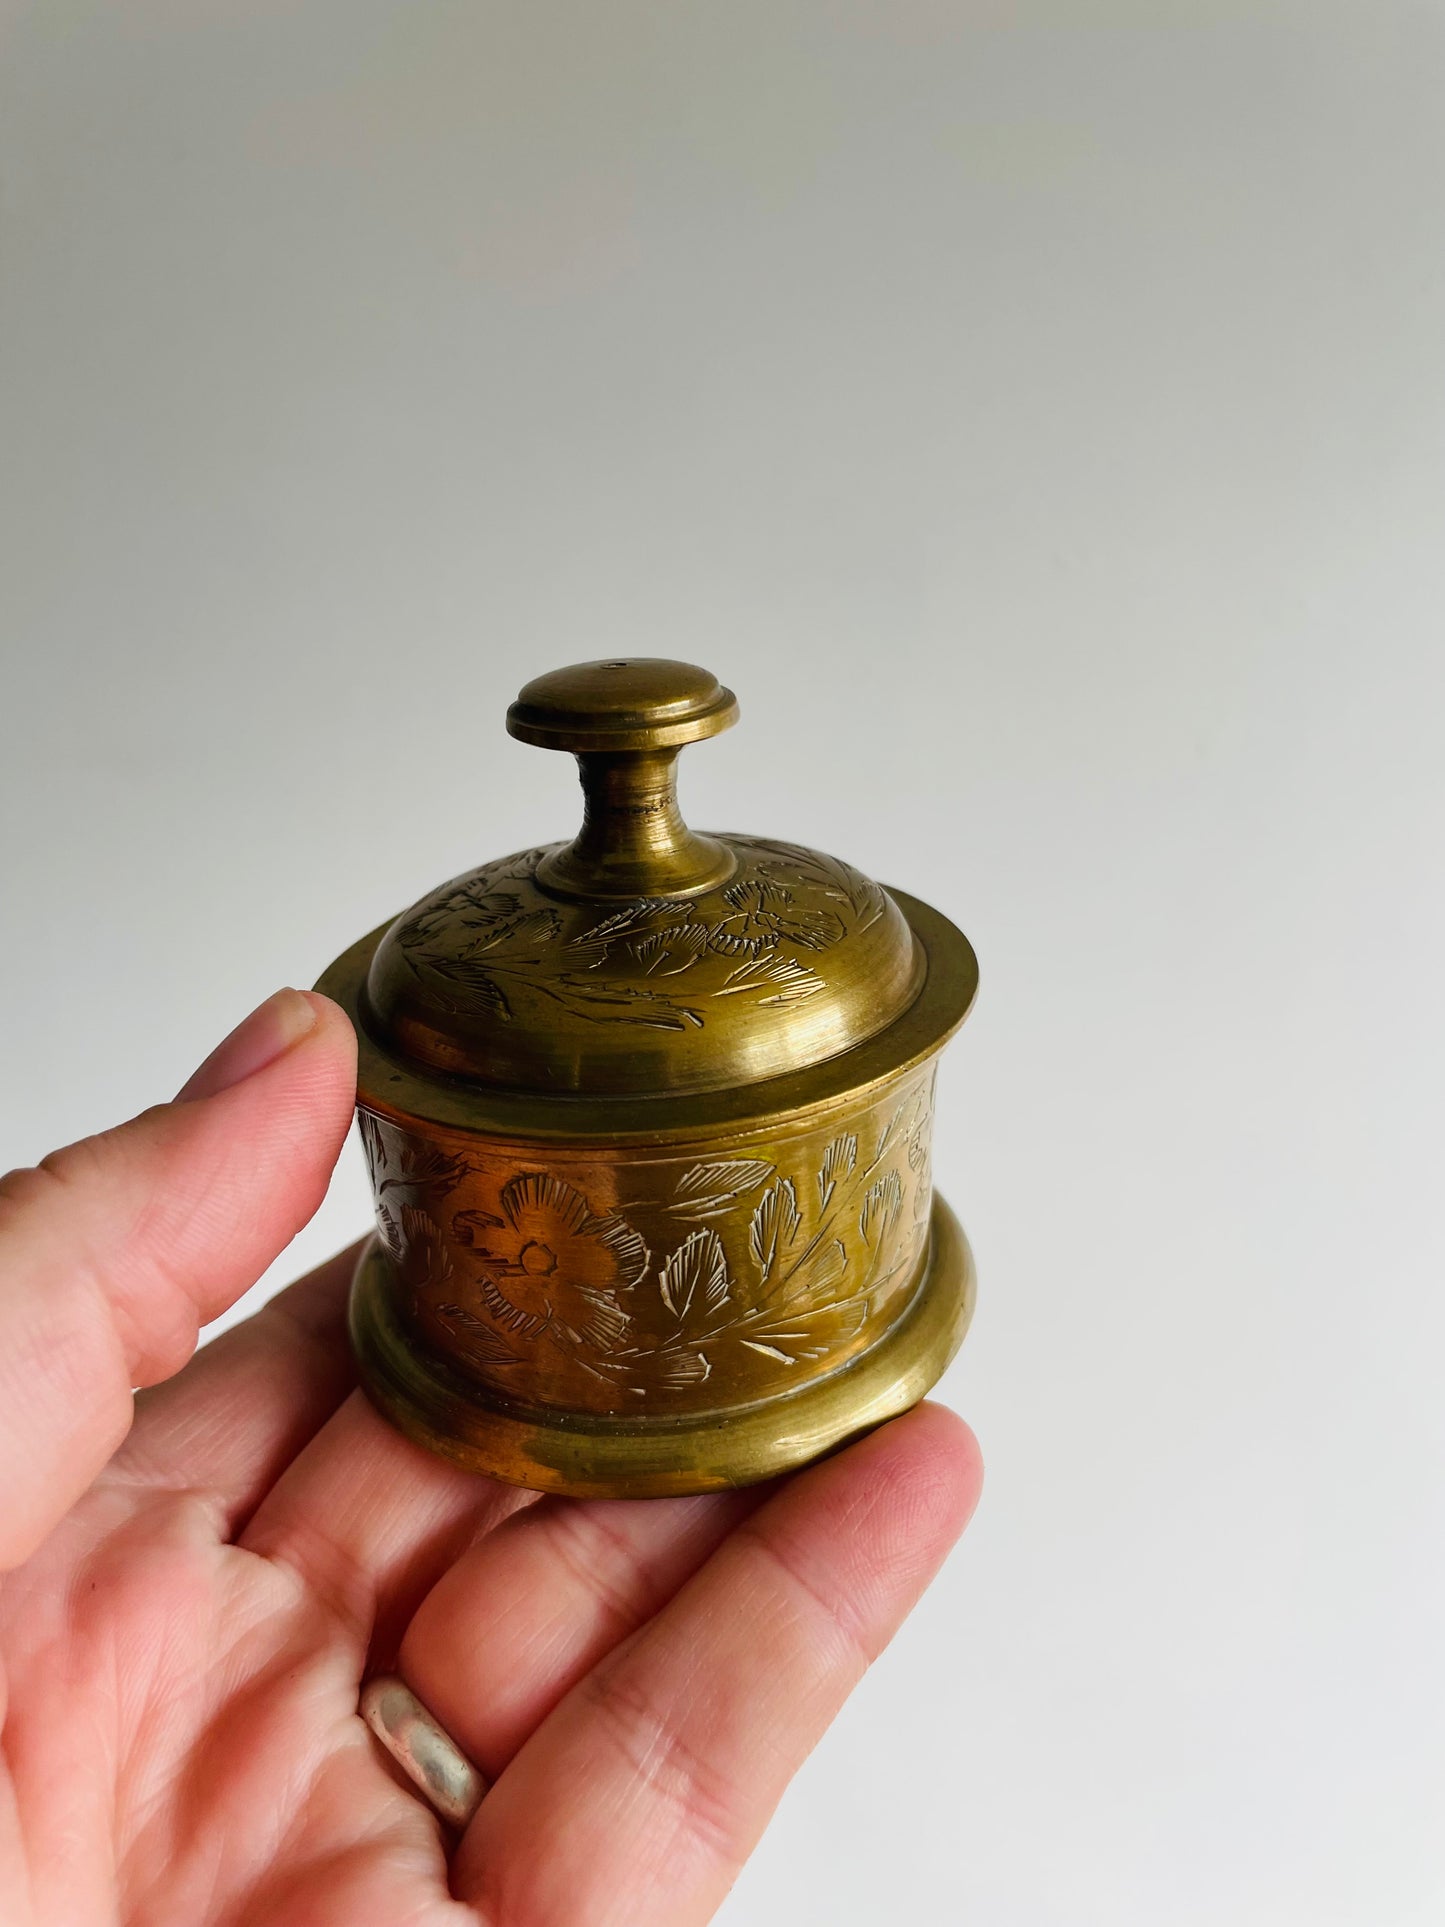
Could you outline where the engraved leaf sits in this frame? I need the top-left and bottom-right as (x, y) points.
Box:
(426, 956), (513, 1020)
(552, 1289), (632, 1354)
(568, 898), (682, 947)
(506, 846), (553, 877)
(749, 1178), (801, 1283)
(632, 932), (670, 966)
(434, 1302), (523, 1366)
(375, 1202), (403, 1261)
(460, 907), (562, 950)
(816, 1132), (858, 1210)
(723, 877), (792, 912)
(859, 1170), (904, 1248)
(520, 913), (566, 951)
(400, 1205), (453, 1291)
(873, 1100), (909, 1162)
(376, 1139), (471, 1197)
(546, 974), (704, 1031)
(460, 890), (522, 918)
(651, 1348), (712, 1388)
(658, 1228), (732, 1328)
(588, 1212), (652, 1293)
(668, 1159), (777, 1218)
(715, 952), (824, 1005)
(706, 928), (763, 957)
(738, 1296), (870, 1365)
(781, 1235), (848, 1307)
(745, 838), (884, 921)
(913, 1157), (933, 1232)
(357, 1112), (386, 1175)
(630, 922), (710, 973)
(771, 904), (847, 951)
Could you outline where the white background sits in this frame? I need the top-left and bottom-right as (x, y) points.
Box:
(3, 5), (1443, 1922)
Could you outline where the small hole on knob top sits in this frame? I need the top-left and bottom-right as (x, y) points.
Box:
(603, 660), (628, 669)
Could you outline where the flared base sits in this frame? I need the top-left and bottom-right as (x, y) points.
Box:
(349, 1195), (976, 1498)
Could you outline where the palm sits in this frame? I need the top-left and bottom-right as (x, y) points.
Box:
(4, 1395), (482, 1923)
(0, 992), (979, 1927)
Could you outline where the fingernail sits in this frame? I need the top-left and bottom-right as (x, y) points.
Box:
(176, 989), (322, 1103)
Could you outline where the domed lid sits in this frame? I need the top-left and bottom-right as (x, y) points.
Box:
(319, 658), (977, 1131)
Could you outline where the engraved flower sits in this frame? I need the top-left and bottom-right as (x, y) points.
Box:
(454, 1174), (648, 1352)
(707, 878), (846, 957)
(397, 856), (562, 954)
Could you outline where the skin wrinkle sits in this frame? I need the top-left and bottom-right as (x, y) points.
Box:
(0, 1170), (130, 1402)
(6, 1086), (336, 1430)
(37, 1128), (207, 1384)
(77, 1510), (219, 1873)
(177, 1674), (357, 1917)
(0, 1711), (39, 1927)
(237, 1387), (536, 1668)
(371, 1498), (533, 1667)
(401, 1486), (765, 1793)
(117, 1251), (364, 1544)
(536, 1499), (700, 1640)
(125, 1635), (344, 1918)
(0, 1264), (132, 1466)
(108, 1542), (250, 1864)
(729, 1518), (878, 1673)
(118, 1335), (348, 1525)
(2, 1608), (121, 1927)
(571, 1657), (753, 1871)
(222, 1846), (465, 1927)
(91, 1487), (385, 1896)
(247, 1514), (381, 1652)
(243, 1442), (524, 1677)
(204, 1724), (468, 1927)
(35, 1039), (351, 1395)
(93, 1464), (248, 1553)
(0, 1679), (35, 1924)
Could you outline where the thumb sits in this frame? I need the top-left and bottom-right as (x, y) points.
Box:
(0, 988), (356, 1569)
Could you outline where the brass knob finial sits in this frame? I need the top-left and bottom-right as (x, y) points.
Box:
(509, 658), (739, 901)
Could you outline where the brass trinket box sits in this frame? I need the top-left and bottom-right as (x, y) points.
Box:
(318, 659), (978, 1496)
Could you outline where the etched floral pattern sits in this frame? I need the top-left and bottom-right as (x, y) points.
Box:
(453, 1175), (646, 1352)
(358, 1067), (938, 1412)
(388, 836), (887, 1034)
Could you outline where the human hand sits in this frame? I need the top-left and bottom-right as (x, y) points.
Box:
(0, 989), (982, 1926)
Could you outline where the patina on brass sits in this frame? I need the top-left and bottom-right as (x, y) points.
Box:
(317, 657), (979, 1497)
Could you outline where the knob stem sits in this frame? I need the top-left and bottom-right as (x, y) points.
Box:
(537, 748), (735, 900)
(509, 658), (740, 902)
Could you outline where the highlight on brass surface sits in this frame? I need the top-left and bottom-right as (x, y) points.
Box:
(317, 656), (979, 1496)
